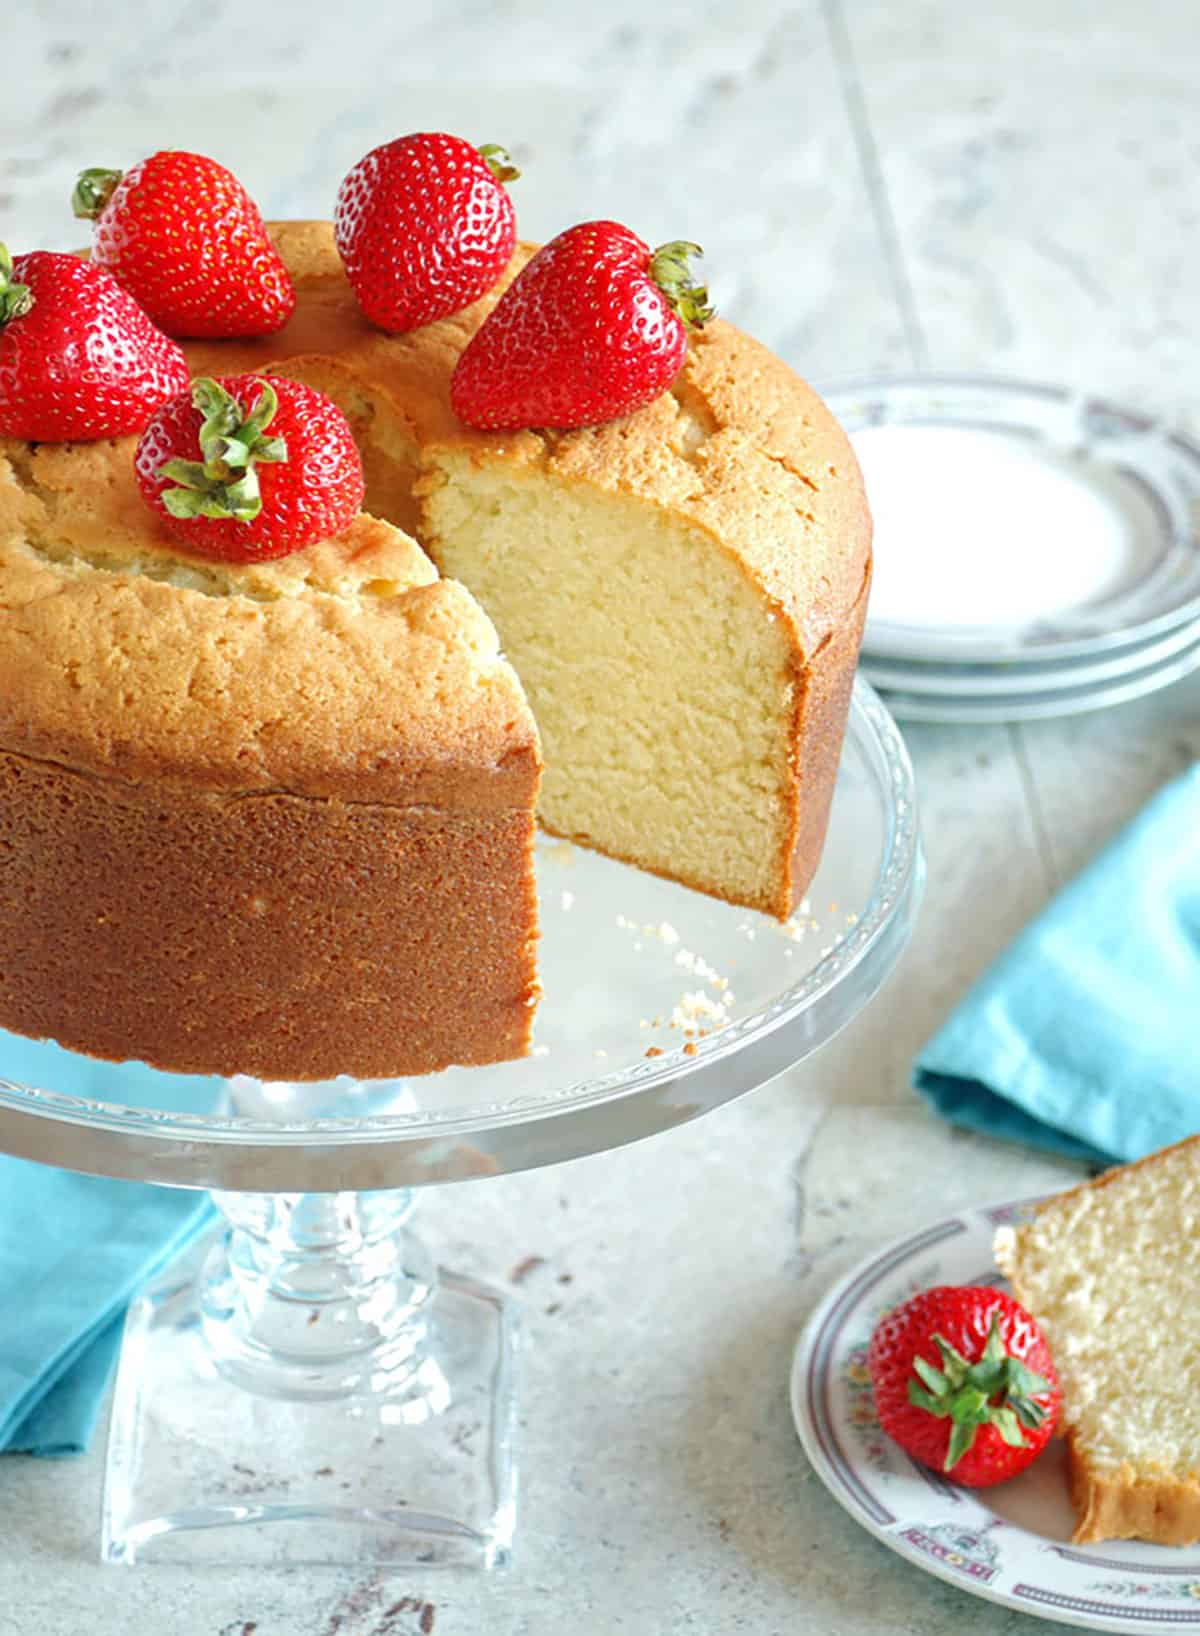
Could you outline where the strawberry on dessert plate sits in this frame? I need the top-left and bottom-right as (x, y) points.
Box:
(791, 1201), (1200, 1633)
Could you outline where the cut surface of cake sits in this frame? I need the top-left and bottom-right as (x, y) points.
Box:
(0, 436), (540, 1081)
(185, 223), (873, 919)
(995, 1136), (1200, 1545)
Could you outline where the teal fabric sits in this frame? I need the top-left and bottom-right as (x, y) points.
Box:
(0, 1040), (221, 1455)
(915, 763), (1200, 1167)
(0, 1158), (211, 1454)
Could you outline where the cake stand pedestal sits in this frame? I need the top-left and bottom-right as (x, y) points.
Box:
(0, 681), (921, 1570)
(105, 1188), (517, 1567)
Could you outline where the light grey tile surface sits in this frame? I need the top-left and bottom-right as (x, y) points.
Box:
(843, 0), (1200, 426)
(0, 1108), (1083, 1636)
(1, 0), (1198, 1630)
(1, 0), (911, 381)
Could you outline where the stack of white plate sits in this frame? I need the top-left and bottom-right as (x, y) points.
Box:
(825, 377), (1200, 723)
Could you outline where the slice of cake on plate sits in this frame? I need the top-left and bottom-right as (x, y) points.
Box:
(995, 1135), (1200, 1545)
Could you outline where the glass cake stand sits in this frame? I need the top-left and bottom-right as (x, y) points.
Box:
(0, 680), (921, 1570)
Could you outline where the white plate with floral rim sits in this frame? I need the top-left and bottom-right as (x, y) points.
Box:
(791, 1199), (1200, 1632)
(827, 378), (1200, 667)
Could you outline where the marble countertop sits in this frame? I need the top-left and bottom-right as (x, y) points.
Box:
(2, 1), (1198, 1631)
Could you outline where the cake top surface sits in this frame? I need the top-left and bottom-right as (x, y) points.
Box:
(186, 222), (872, 657)
(0, 435), (537, 806)
(1, 221), (867, 801)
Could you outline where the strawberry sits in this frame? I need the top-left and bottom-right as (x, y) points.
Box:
(135, 374), (363, 563)
(450, 221), (713, 431)
(73, 151), (295, 339)
(335, 132), (519, 334)
(0, 243), (189, 443)
(867, 1286), (1061, 1487)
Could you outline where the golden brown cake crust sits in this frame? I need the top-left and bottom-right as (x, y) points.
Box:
(0, 438), (537, 806)
(0, 221), (867, 1077)
(0, 748), (539, 1081)
(1067, 1442), (1200, 1546)
(784, 560), (872, 912)
(998, 1133), (1200, 1228)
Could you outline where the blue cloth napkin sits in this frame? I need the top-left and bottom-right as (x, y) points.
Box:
(0, 1039), (218, 1456)
(0, 1159), (211, 1455)
(915, 763), (1200, 1167)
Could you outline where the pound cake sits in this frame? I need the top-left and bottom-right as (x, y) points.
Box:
(995, 1136), (1200, 1545)
(0, 198), (869, 1081)
(0, 436), (540, 1081)
(185, 223), (872, 918)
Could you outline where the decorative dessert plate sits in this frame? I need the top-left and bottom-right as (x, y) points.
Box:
(865, 626), (1200, 724)
(791, 1201), (1200, 1633)
(825, 377), (1200, 666)
(861, 612), (1200, 699)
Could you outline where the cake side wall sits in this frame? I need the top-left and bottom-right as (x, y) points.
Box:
(0, 749), (539, 1081)
(783, 558), (873, 917)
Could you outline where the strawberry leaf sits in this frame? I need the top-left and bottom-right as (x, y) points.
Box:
(649, 241), (714, 329)
(907, 1383), (943, 1415)
(933, 1333), (973, 1382)
(72, 167), (123, 221)
(911, 1355), (949, 1394)
(906, 1313), (1050, 1472)
(158, 377), (289, 525)
(158, 459), (210, 492)
(945, 1419), (977, 1470)
(1012, 1396), (1050, 1430)
(478, 143), (520, 185)
(991, 1407), (1027, 1448)
(1006, 1358), (1051, 1398)
(0, 245), (33, 327)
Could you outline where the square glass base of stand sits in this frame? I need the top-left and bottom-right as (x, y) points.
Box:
(101, 1233), (518, 1569)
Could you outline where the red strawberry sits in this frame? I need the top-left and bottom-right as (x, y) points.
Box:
(450, 222), (713, 431)
(867, 1286), (1061, 1487)
(335, 132), (519, 334)
(135, 374), (363, 563)
(73, 152), (295, 339)
(0, 244), (189, 442)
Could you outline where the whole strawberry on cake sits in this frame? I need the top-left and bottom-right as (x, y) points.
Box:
(0, 135), (871, 1082)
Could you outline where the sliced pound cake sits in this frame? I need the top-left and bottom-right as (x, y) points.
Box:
(7, 214), (870, 1080)
(185, 223), (873, 919)
(995, 1136), (1200, 1545)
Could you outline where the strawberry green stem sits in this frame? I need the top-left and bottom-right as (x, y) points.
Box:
(906, 1315), (1052, 1471)
(0, 244), (33, 326)
(72, 167), (124, 220)
(158, 377), (288, 524)
(479, 143), (520, 184)
(650, 241), (714, 329)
